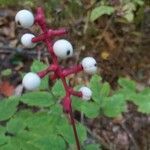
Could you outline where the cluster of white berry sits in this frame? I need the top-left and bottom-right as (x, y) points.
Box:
(15, 10), (97, 101)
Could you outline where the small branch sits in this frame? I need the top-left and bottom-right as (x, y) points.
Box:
(69, 89), (82, 98)
(62, 64), (83, 77)
(94, 14), (114, 49)
(49, 28), (68, 36)
(86, 127), (110, 150)
(32, 28), (68, 43)
(121, 120), (140, 150)
(32, 34), (45, 43)
(50, 73), (58, 81)
(0, 46), (49, 56)
(37, 65), (57, 78)
(35, 7), (47, 32)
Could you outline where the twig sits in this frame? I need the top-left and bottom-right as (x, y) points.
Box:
(121, 120), (140, 150)
(80, 112), (84, 124)
(0, 46), (49, 56)
(86, 127), (110, 150)
(94, 14), (114, 49)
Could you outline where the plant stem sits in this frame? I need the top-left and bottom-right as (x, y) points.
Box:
(34, 7), (82, 150)
(69, 104), (81, 150)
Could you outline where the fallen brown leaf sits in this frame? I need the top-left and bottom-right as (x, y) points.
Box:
(0, 81), (15, 97)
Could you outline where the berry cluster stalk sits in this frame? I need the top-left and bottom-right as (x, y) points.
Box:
(17, 7), (97, 149)
(33, 7), (82, 150)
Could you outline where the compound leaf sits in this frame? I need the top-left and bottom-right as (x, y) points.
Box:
(21, 91), (55, 107)
(118, 78), (136, 91)
(103, 94), (126, 117)
(0, 97), (19, 121)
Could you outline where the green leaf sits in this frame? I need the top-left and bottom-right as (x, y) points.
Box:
(50, 104), (64, 115)
(103, 94), (126, 117)
(21, 91), (55, 107)
(31, 135), (66, 150)
(140, 87), (150, 95)
(130, 93), (150, 114)
(118, 78), (136, 91)
(0, 97), (19, 121)
(90, 6), (114, 21)
(31, 60), (47, 74)
(123, 2), (136, 12)
(31, 60), (49, 90)
(1, 69), (12, 76)
(117, 89), (135, 101)
(52, 79), (65, 98)
(6, 118), (25, 135)
(90, 75), (102, 103)
(10, 130), (40, 150)
(81, 102), (100, 118)
(0, 135), (9, 146)
(0, 130), (39, 150)
(0, 126), (6, 134)
(57, 120), (87, 145)
(117, 78), (136, 100)
(133, 0), (144, 5)
(14, 110), (33, 120)
(85, 144), (101, 150)
(0, 126), (8, 146)
(0, 144), (15, 150)
(24, 110), (64, 136)
(72, 97), (100, 118)
(100, 82), (110, 97)
(124, 12), (134, 22)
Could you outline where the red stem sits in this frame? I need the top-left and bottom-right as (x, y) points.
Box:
(50, 65), (83, 80)
(69, 104), (81, 150)
(70, 90), (82, 97)
(32, 29), (68, 43)
(49, 28), (68, 36)
(62, 64), (83, 77)
(37, 65), (57, 78)
(34, 7), (81, 150)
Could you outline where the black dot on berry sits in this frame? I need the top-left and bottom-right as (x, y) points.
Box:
(17, 21), (21, 25)
(94, 63), (97, 66)
(66, 50), (70, 55)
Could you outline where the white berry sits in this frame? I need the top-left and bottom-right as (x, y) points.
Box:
(79, 87), (92, 100)
(15, 10), (34, 28)
(22, 72), (41, 91)
(81, 57), (97, 74)
(21, 33), (35, 48)
(53, 39), (73, 59)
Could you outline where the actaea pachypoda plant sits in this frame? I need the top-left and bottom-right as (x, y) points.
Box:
(15, 7), (97, 150)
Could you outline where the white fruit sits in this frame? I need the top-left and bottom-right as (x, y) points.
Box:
(22, 72), (41, 90)
(81, 57), (97, 74)
(79, 87), (92, 100)
(53, 39), (73, 59)
(15, 10), (34, 28)
(21, 33), (35, 48)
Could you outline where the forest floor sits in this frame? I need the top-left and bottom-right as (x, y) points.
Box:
(0, 5), (150, 150)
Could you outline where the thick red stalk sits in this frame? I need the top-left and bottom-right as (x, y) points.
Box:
(34, 7), (82, 150)
(37, 65), (57, 78)
(62, 64), (83, 77)
(32, 29), (68, 43)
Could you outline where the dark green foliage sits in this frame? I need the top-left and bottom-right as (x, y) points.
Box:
(73, 75), (150, 118)
(0, 59), (149, 149)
